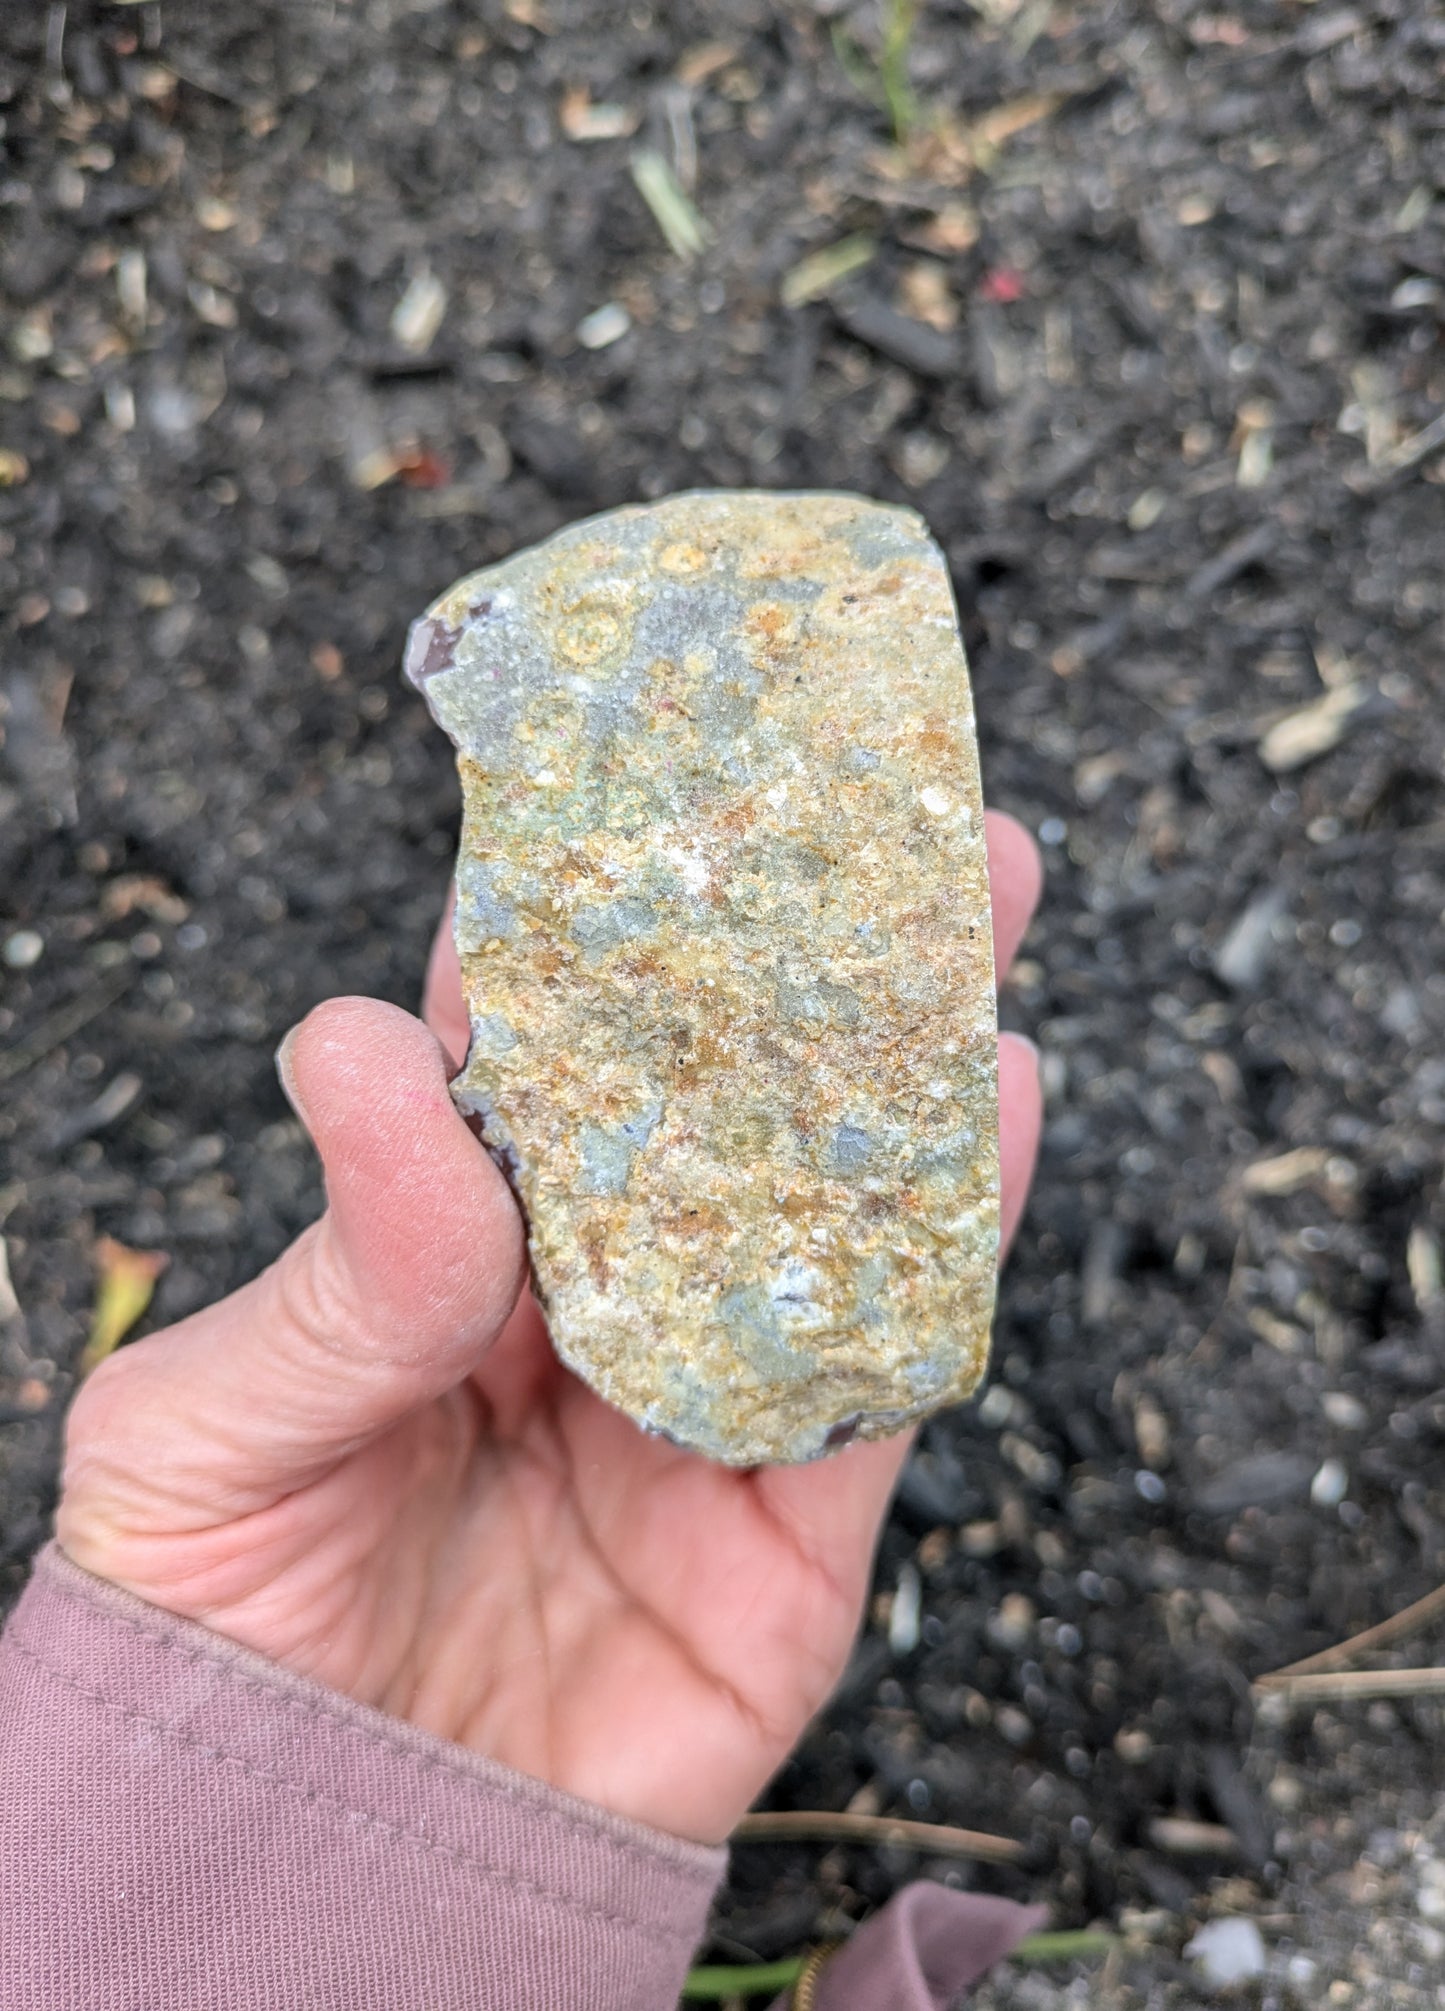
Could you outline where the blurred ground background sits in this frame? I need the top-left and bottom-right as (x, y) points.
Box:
(2, 0), (1444, 2000)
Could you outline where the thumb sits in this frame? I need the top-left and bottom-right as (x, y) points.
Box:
(63, 998), (525, 1524)
(275, 995), (523, 1366)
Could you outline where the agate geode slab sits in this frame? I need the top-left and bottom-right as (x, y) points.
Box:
(405, 492), (998, 1464)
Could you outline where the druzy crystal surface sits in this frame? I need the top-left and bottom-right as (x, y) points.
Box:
(405, 491), (998, 1464)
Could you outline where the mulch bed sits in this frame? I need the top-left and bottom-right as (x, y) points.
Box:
(3, 1), (1443, 1996)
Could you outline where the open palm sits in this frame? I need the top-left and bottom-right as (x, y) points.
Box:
(58, 811), (1041, 1845)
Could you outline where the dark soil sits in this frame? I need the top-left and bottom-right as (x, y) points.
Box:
(3, 0), (1444, 1996)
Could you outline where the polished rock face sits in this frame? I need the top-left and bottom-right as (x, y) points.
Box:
(406, 491), (998, 1464)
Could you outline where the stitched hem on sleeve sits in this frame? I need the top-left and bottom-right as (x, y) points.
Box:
(12, 1540), (726, 1938)
(0, 1543), (728, 2011)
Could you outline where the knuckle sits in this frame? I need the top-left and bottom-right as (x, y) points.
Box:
(268, 1229), (385, 1371)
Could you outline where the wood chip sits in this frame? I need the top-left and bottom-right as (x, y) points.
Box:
(906, 203), (980, 254)
(1258, 683), (1369, 772)
(1240, 1148), (1332, 1197)
(676, 41), (740, 88)
(391, 270), (448, 354)
(1407, 1225), (1442, 1311)
(1149, 1818), (1241, 1857)
(967, 93), (1061, 158)
(559, 87), (639, 141)
(0, 1239), (20, 1324)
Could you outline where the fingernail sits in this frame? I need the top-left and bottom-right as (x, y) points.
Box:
(275, 1025), (313, 1133)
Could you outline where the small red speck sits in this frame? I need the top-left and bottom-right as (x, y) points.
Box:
(978, 267), (1025, 305)
(397, 449), (452, 490)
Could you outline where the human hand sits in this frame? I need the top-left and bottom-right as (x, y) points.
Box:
(57, 811), (1042, 1845)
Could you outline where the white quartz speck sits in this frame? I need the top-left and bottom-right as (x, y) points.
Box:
(665, 846), (711, 893)
(1185, 1918), (1267, 1989)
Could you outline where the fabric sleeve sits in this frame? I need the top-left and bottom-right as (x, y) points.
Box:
(0, 1541), (726, 2011)
(790, 1882), (1047, 2010)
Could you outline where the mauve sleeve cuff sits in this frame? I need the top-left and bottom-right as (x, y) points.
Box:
(795, 1884), (1048, 2010)
(0, 1541), (727, 2011)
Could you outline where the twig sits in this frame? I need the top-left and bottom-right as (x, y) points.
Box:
(1255, 1667), (1445, 1706)
(1256, 1582), (1445, 1684)
(732, 1809), (1024, 1864)
(0, 971), (135, 1086)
